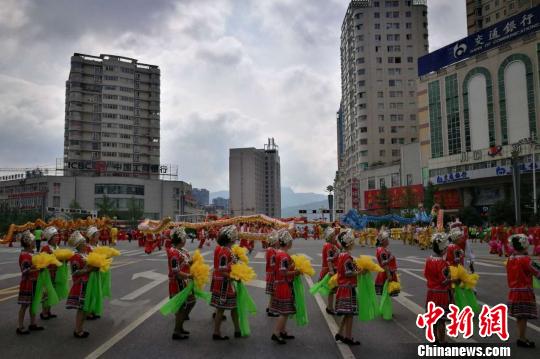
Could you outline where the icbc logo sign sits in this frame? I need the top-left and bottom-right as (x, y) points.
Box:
(66, 161), (94, 170)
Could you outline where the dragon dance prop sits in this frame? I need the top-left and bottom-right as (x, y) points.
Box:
(0, 217), (112, 245)
(31, 253), (62, 315)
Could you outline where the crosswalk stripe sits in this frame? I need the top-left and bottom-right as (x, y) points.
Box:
(120, 249), (140, 255)
(255, 251), (265, 259)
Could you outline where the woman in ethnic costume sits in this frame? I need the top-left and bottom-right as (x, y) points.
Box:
(506, 234), (540, 348)
(335, 229), (362, 346)
(167, 227), (196, 340)
(270, 229), (298, 344)
(66, 230), (95, 338)
(16, 230), (44, 335)
(39, 226), (60, 320)
(265, 230), (279, 317)
(319, 226), (339, 314)
(210, 225), (240, 340)
(375, 229), (399, 296)
(423, 232), (452, 345)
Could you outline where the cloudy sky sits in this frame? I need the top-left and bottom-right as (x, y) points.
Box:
(0, 0), (466, 193)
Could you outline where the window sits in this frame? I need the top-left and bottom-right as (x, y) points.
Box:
(368, 178), (376, 189)
(374, 23), (381, 30)
(375, 35), (381, 41)
(406, 34), (412, 40)
(360, 138), (368, 145)
(445, 74), (461, 155)
(374, 12), (380, 18)
(378, 126), (385, 133)
(360, 150), (368, 157)
(406, 11), (411, 17)
(391, 173), (400, 187)
(53, 196), (60, 207)
(378, 115), (385, 121)
(380, 150), (386, 157)
(380, 138), (385, 144)
(407, 57), (414, 63)
(360, 127), (368, 133)
(406, 174), (413, 185)
(377, 91), (384, 98)
(379, 178), (385, 188)
(357, 57), (365, 64)
(406, 23), (412, 29)
(392, 149), (400, 157)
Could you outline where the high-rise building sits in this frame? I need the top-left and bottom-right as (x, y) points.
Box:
(64, 53), (161, 178)
(212, 197), (229, 211)
(229, 139), (281, 217)
(336, 0), (428, 211)
(191, 188), (209, 206)
(466, 0), (540, 35)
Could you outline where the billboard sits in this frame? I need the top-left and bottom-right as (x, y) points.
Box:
(364, 184), (424, 210)
(418, 5), (540, 76)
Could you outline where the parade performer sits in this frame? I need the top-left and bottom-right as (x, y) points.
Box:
(270, 229), (298, 344)
(423, 232), (452, 345)
(167, 227), (196, 340)
(86, 226), (100, 253)
(334, 229), (362, 346)
(16, 231), (44, 335)
(319, 227), (339, 314)
(265, 231), (279, 317)
(210, 225), (241, 340)
(533, 226), (540, 256)
(506, 234), (540, 348)
(375, 230), (399, 296)
(66, 231), (94, 338)
(40, 226), (60, 320)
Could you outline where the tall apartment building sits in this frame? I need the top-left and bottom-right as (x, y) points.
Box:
(466, 0), (540, 35)
(336, 0), (428, 210)
(191, 188), (210, 206)
(64, 53), (160, 178)
(229, 139), (281, 218)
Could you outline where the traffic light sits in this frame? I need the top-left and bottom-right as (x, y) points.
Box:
(299, 210), (307, 214)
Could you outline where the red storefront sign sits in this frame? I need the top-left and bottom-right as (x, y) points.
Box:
(364, 184), (424, 210)
(351, 179), (360, 210)
(434, 189), (462, 209)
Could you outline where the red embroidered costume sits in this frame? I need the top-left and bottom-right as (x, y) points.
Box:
(335, 252), (358, 315)
(265, 247), (277, 295)
(375, 246), (399, 296)
(167, 247), (195, 310)
(506, 254), (540, 319)
(210, 246), (236, 309)
(66, 251), (89, 310)
(18, 251), (37, 305)
(270, 250), (296, 315)
(424, 256), (452, 312)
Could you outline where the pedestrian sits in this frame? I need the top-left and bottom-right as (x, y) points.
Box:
(423, 232), (452, 345)
(34, 226), (42, 252)
(167, 227), (196, 340)
(375, 229), (399, 296)
(16, 230), (44, 335)
(334, 229), (362, 346)
(265, 230), (279, 317)
(319, 226), (339, 314)
(40, 226), (60, 320)
(66, 231), (95, 338)
(210, 225), (240, 340)
(506, 234), (540, 348)
(270, 229), (298, 344)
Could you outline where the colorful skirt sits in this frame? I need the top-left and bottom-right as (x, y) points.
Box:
(265, 272), (275, 295)
(508, 288), (538, 319)
(210, 276), (236, 310)
(66, 280), (88, 310)
(18, 279), (36, 305)
(426, 289), (452, 319)
(375, 271), (399, 296)
(270, 281), (296, 315)
(335, 284), (358, 315)
(169, 278), (196, 311)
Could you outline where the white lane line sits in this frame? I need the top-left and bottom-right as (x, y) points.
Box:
(0, 260), (16, 265)
(255, 251), (266, 259)
(304, 276), (356, 359)
(400, 268), (540, 334)
(246, 279), (266, 289)
(474, 261), (501, 268)
(399, 258), (425, 265)
(201, 251), (212, 257)
(0, 273), (20, 281)
(85, 297), (169, 359)
(120, 249), (140, 255)
(399, 268), (506, 276)
(124, 251), (144, 257)
(296, 253), (313, 260)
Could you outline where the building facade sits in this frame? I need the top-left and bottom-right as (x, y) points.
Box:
(466, 0), (540, 35)
(0, 175), (196, 219)
(229, 139), (281, 218)
(336, 0), (428, 211)
(64, 53), (161, 178)
(191, 188), (210, 207)
(418, 5), (540, 212)
(212, 197), (230, 213)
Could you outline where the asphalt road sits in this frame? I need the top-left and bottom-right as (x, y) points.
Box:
(0, 239), (539, 359)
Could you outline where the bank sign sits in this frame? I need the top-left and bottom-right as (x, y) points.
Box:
(418, 5), (540, 76)
(431, 162), (538, 185)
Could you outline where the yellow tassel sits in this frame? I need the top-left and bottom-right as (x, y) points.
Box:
(92, 246), (121, 259)
(86, 252), (112, 272)
(232, 245), (249, 264)
(53, 248), (74, 262)
(328, 274), (338, 289)
(32, 253), (62, 270)
(355, 255), (384, 272)
(450, 264), (480, 289)
(388, 281), (401, 294)
(190, 259), (210, 289)
(291, 254), (315, 276)
(192, 249), (204, 264)
(230, 262), (256, 283)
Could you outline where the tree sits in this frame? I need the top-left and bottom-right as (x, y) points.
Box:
(0, 204), (41, 234)
(68, 199), (86, 220)
(488, 199), (515, 226)
(401, 186), (417, 215)
(126, 197), (144, 229)
(326, 185), (334, 194)
(423, 182), (437, 212)
(376, 183), (391, 215)
(96, 195), (116, 218)
(458, 206), (483, 227)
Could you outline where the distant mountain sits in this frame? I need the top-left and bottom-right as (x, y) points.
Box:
(210, 187), (326, 210)
(281, 200), (330, 218)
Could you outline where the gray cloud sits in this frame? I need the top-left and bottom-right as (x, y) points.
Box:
(0, 0), (467, 193)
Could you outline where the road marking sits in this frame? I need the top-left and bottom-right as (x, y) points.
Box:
(111, 261), (137, 270)
(296, 253), (313, 260)
(246, 279), (266, 289)
(121, 270), (168, 301)
(399, 267), (506, 276)
(400, 267), (540, 334)
(304, 276), (356, 359)
(0, 273), (20, 281)
(120, 249), (140, 255)
(200, 251), (212, 257)
(85, 296), (169, 359)
(124, 251), (145, 257)
(473, 261), (500, 268)
(0, 260), (16, 265)
(255, 251), (265, 259)
(399, 258), (425, 265)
